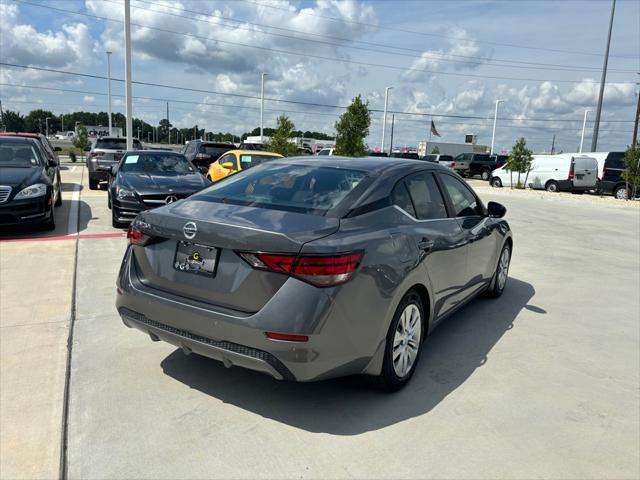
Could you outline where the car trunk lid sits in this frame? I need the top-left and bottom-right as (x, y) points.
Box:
(130, 200), (339, 312)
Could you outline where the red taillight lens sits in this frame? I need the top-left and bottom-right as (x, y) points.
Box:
(127, 225), (150, 246)
(238, 251), (364, 287)
(569, 163), (574, 179)
(265, 332), (309, 342)
(451, 162), (455, 167)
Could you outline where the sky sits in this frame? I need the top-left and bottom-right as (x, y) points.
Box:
(1, 0), (639, 153)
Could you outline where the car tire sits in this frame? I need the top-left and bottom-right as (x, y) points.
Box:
(54, 185), (62, 207)
(112, 209), (125, 229)
(43, 204), (56, 231)
(487, 243), (511, 298)
(545, 180), (559, 192)
(378, 290), (425, 392)
(89, 178), (99, 190)
(613, 185), (629, 200)
(481, 169), (490, 181)
(107, 193), (112, 210)
(491, 177), (502, 188)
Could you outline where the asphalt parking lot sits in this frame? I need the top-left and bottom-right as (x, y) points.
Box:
(1, 165), (639, 479)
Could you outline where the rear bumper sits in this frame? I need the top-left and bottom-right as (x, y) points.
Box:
(115, 246), (383, 382)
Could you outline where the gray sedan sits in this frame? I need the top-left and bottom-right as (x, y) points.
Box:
(116, 157), (512, 391)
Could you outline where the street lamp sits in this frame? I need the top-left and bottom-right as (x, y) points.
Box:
(106, 51), (113, 136)
(579, 109), (591, 153)
(260, 73), (267, 144)
(381, 86), (392, 153)
(490, 99), (505, 155)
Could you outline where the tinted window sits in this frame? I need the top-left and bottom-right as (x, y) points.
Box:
(95, 139), (142, 150)
(473, 154), (490, 162)
(0, 139), (43, 167)
(239, 154), (279, 169)
(195, 164), (366, 215)
(404, 173), (447, 220)
(440, 155), (453, 162)
(391, 182), (416, 217)
(423, 155), (438, 162)
(317, 149), (330, 156)
(119, 153), (195, 174)
(201, 144), (233, 159)
(606, 152), (624, 169)
(440, 174), (483, 217)
(218, 154), (237, 169)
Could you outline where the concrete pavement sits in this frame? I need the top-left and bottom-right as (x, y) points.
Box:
(1, 167), (638, 479)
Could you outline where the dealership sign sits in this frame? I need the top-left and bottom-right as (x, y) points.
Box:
(84, 126), (123, 138)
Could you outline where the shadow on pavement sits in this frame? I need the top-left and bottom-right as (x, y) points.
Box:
(161, 277), (539, 435)
(0, 200), (92, 240)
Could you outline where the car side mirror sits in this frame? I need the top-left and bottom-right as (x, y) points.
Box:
(48, 159), (58, 168)
(487, 201), (506, 218)
(109, 165), (117, 175)
(54, 146), (62, 152)
(222, 162), (234, 170)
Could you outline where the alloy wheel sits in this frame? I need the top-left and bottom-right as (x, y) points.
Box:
(497, 247), (510, 291)
(615, 187), (628, 200)
(392, 304), (422, 378)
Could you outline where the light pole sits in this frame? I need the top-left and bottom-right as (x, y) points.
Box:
(123, 0), (133, 150)
(260, 73), (267, 144)
(579, 109), (591, 153)
(591, 0), (616, 152)
(490, 99), (504, 155)
(106, 51), (113, 136)
(45, 117), (51, 138)
(381, 86), (392, 153)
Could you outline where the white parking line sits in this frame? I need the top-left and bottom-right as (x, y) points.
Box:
(66, 183), (81, 236)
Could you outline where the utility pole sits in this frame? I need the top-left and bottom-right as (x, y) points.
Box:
(389, 114), (395, 155)
(633, 85), (640, 147)
(123, 0), (133, 150)
(193, 125), (196, 140)
(61, 114), (64, 132)
(260, 73), (267, 144)
(579, 109), (591, 153)
(490, 99), (504, 155)
(591, 0), (616, 152)
(166, 101), (170, 144)
(381, 86), (392, 153)
(551, 134), (556, 154)
(106, 51), (113, 136)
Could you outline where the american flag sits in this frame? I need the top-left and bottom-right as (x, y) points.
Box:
(430, 120), (441, 137)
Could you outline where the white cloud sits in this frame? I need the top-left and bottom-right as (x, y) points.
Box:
(83, 95), (96, 104)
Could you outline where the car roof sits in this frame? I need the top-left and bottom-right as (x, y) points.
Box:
(271, 155), (446, 174)
(96, 136), (141, 141)
(0, 132), (43, 139)
(228, 149), (282, 157)
(125, 150), (183, 155)
(0, 135), (39, 143)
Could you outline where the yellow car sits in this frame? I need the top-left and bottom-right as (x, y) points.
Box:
(206, 150), (283, 182)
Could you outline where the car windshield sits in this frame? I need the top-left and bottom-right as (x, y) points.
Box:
(0, 140), (42, 168)
(119, 153), (195, 175)
(96, 139), (142, 150)
(239, 154), (279, 169)
(194, 164), (367, 215)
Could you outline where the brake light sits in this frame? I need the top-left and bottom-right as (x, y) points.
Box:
(568, 162), (574, 180)
(127, 225), (150, 246)
(451, 162), (455, 167)
(238, 251), (364, 287)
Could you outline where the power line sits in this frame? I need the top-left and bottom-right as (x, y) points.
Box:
(238, 0), (637, 59)
(15, 1), (637, 85)
(0, 82), (631, 133)
(102, 0), (637, 74)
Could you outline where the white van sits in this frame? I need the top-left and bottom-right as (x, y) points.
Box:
(490, 154), (598, 193)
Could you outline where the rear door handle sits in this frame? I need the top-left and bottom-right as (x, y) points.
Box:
(418, 238), (434, 251)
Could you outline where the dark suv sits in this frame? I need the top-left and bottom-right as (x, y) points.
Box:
(182, 141), (234, 171)
(462, 153), (506, 180)
(87, 137), (143, 189)
(596, 152), (635, 199)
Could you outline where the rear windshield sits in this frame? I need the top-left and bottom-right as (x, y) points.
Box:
(96, 139), (142, 150)
(239, 154), (279, 169)
(606, 152), (624, 169)
(120, 153), (195, 174)
(201, 145), (233, 158)
(423, 155), (438, 161)
(0, 139), (42, 167)
(194, 164), (367, 215)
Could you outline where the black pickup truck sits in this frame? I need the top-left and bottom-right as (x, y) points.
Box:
(457, 153), (508, 180)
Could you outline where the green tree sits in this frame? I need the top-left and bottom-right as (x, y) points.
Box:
(72, 126), (90, 159)
(1, 110), (26, 132)
(158, 118), (172, 143)
(622, 144), (640, 199)
(268, 115), (298, 156)
(24, 109), (54, 133)
(431, 146), (440, 154)
(334, 95), (370, 157)
(505, 137), (533, 188)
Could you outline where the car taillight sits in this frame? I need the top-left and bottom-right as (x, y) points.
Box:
(127, 225), (151, 246)
(238, 251), (364, 287)
(265, 332), (309, 342)
(451, 162), (455, 167)
(568, 162), (574, 180)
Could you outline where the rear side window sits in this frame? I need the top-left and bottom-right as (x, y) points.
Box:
(440, 155), (453, 162)
(195, 164), (367, 215)
(239, 154), (279, 169)
(201, 144), (233, 159)
(392, 182), (416, 217)
(606, 152), (624, 169)
(404, 173), (447, 220)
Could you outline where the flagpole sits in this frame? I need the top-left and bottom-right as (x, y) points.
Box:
(429, 117), (432, 143)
